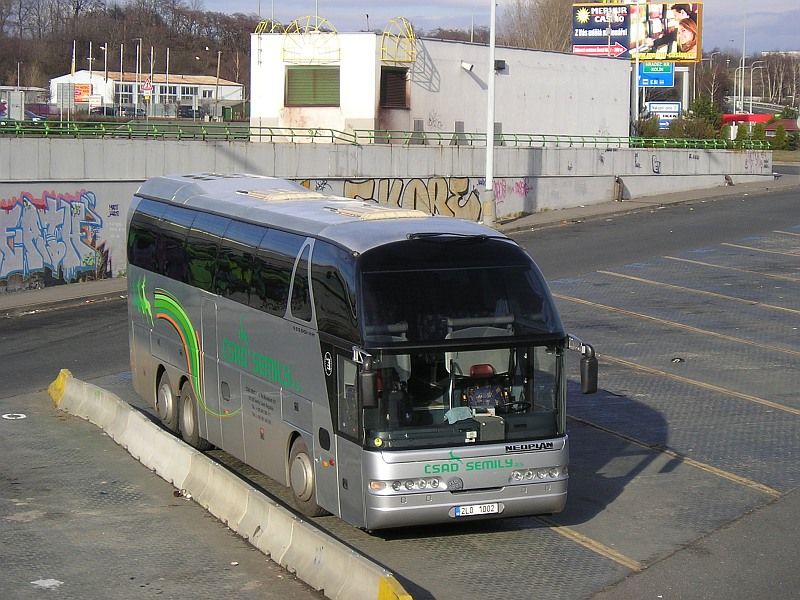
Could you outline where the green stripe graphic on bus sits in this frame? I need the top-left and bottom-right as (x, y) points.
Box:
(133, 275), (154, 327)
(153, 288), (241, 419)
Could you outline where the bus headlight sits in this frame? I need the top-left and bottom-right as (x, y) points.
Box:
(369, 477), (443, 495)
(508, 465), (568, 484)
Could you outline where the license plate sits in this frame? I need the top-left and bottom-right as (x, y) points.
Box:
(452, 502), (499, 517)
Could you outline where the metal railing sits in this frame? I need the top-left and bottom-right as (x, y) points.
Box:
(0, 120), (773, 150)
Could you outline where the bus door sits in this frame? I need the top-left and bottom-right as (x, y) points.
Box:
(215, 308), (246, 458)
(200, 298), (223, 446)
(315, 345), (364, 523)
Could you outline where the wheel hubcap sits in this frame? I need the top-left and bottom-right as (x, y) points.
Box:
(290, 452), (314, 502)
(157, 382), (173, 421)
(181, 394), (195, 437)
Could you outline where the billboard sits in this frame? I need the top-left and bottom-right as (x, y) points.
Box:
(73, 84), (92, 103)
(572, 3), (631, 58)
(629, 3), (703, 63)
(572, 3), (703, 63)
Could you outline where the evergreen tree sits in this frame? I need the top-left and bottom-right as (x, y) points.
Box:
(772, 124), (787, 150)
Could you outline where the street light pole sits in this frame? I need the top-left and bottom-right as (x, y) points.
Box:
(100, 44), (108, 81)
(88, 41), (94, 84)
(483, 0), (497, 226)
(133, 37), (142, 112)
(215, 50), (222, 120)
(749, 61), (764, 114)
(733, 66), (745, 113)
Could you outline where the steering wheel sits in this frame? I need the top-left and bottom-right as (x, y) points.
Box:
(495, 401), (531, 414)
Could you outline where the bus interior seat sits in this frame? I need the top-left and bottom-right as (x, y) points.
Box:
(444, 316), (513, 377)
(444, 317), (513, 409)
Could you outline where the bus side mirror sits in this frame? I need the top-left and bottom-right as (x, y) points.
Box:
(568, 335), (598, 394)
(359, 365), (378, 409)
(581, 353), (598, 394)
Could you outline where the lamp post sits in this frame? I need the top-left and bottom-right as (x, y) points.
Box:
(99, 44), (108, 82)
(483, 0), (497, 226)
(215, 49), (222, 120)
(733, 66), (746, 113)
(749, 61), (764, 114)
(16, 61), (22, 89)
(87, 41), (94, 84)
(132, 37), (142, 112)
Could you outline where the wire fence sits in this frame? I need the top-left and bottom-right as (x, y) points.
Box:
(0, 120), (773, 150)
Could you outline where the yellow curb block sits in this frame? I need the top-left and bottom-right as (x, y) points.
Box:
(48, 369), (73, 407)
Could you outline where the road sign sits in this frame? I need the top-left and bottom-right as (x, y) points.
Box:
(647, 101), (681, 130)
(638, 62), (675, 87)
(141, 78), (153, 93)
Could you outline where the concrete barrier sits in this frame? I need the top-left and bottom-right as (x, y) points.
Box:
(48, 369), (411, 600)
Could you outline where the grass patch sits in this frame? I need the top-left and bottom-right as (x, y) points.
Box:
(773, 149), (800, 163)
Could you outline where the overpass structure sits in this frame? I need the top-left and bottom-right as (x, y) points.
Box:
(0, 135), (772, 292)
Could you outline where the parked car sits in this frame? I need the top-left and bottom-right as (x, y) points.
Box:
(177, 105), (206, 119)
(89, 106), (118, 117)
(25, 110), (46, 122)
(119, 106), (145, 118)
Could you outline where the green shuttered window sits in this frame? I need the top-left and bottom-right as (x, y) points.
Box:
(285, 66), (340, 107)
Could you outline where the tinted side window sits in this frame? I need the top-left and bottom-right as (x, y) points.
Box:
(311, 241), (358, 341)
(158, 205), (196, 283)
(127, 199), (166, 272)
(185, 212), (230, 292)
(253, 229), (305, 316)
(290, 244), (312, 322)
(214, 221), (266, 305)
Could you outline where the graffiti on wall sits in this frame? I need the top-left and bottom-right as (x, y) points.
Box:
(1, 189), (110, 290)
(342, 177), (483, 221)
(301, 176), (536, 221)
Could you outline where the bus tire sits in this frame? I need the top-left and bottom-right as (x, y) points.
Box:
(288, 439), (328, 517)
(155, 371), (179, 432)
(179, 382), (212, 451)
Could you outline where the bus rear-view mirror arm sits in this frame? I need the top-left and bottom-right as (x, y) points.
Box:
(568, 334), (598, 395)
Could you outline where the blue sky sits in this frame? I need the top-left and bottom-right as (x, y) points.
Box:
(205, 1), (797, 54)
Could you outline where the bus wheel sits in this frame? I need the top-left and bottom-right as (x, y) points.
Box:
(179, 382), (211, 451)
(156, 371), (179, 432)
(289, 439), (328, 517)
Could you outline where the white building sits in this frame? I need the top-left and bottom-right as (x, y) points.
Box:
(49, 70), (244, 118)
(249, 26), (631, 141)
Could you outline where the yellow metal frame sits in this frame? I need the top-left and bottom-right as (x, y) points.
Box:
(282, 16), (340, 64)
(380, 17), (417, 64)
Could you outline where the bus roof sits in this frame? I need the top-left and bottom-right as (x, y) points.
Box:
(135, 173), (507, 254)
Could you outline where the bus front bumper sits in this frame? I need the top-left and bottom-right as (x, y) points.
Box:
(364, 479), (567, 530)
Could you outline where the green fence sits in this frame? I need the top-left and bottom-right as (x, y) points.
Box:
(0, 120), (772, 150)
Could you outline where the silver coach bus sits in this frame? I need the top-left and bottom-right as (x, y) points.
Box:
(127, 173), (598, 530)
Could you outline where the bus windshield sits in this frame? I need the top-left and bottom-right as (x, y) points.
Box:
(363, 343), (563, 449)
(358, 238), (567, 450)
(360, 242), (563, 345)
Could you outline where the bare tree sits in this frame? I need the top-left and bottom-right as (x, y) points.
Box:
(499, 0), (572, 52)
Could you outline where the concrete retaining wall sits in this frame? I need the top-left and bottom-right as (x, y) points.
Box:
(0, 137), (772, 291)
(47, 369), (412, 600)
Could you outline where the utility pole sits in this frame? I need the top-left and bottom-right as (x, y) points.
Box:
(484, 0), (497, 226)
(215, 50), (222, 120)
